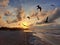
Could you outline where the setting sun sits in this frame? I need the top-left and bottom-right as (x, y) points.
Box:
(20, 21), (29, 29)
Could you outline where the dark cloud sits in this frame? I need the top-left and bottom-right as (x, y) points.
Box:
(48, 8), (60, 22)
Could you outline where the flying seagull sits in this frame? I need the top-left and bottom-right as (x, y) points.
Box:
(37, 5), (42, 11)
(27, 16), (30, 19)
(36, 17), (49, 24)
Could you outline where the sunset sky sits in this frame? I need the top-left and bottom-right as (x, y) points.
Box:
(9, 0), (60, 13)
(0, 0), (60, 27)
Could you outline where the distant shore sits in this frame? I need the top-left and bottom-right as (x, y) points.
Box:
(0, 27), (28, 31)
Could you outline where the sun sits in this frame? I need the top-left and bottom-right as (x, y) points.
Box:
(20, 21), (29, 29)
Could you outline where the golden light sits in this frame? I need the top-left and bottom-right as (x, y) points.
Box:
(20, 21), (29, 29)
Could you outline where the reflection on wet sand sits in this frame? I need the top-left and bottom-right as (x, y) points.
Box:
(32, 29), (60, 45)
(0, 27), (60, 45)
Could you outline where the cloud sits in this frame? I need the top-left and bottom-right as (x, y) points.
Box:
(30, 10), (37, 17)
(0, 0), (9, 7)
(0, 18), (7, 27)
(6, 8), (60, 27)
(0, 6), (26, 25)
(31, 23), (60, 30)
(16, 7), (25, 21)
(30, 9), (48, 20)
(4, 10), (11, 16)
(48, 8), (60, 22)
(0, 0), (26, 27)
(36, 8), (60, 23)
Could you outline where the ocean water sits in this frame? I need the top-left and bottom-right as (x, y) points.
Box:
(32, 29), (60, 45)
(0, 31), (25, 45)
(0, 29), (60, 45)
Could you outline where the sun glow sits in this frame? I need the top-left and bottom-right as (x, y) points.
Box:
(20, 21), (29, 29)
(19, 16), (36, 29)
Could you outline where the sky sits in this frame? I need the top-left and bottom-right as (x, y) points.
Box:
(0, 0), (60, 27)
(9, 0), (60, 13)
(0, 0), (60, 16)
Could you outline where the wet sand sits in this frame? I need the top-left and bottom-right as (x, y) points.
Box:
(32, 29), (60, 45)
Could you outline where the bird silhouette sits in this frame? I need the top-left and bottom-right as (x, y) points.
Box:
(44, 17), (48, 23)
(37, 5), (42, 11)
(27, 16), (30, 19)
(51, 4), (55, 6)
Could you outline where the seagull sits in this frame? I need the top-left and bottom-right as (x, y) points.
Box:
(27, 16), (30, 19)
(51, 4), (55, 6)
(44, 17), (48, 23)
(37, 5), (42, 11)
